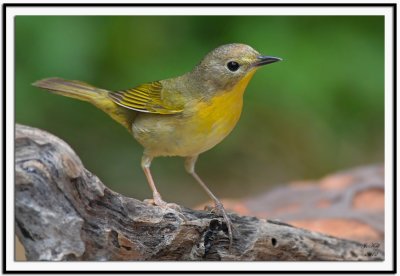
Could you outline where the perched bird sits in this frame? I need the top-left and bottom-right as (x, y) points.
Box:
(33, 43), (281, 245)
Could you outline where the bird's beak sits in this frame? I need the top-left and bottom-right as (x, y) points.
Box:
(253, 56), (282, 67)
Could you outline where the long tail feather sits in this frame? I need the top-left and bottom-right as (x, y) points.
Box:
(32, 77), (108, 102)
(33, 77), (136, 132)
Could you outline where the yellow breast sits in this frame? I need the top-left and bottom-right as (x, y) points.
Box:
(132, 70), (257, 157)
(190, 70), (256, 151)
(195, 71), (255, 130)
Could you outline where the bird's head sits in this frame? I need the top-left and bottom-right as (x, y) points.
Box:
(191, 43), (281, 94)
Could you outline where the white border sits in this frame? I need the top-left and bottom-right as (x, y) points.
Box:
(6, 6), (392, 16)
(5, 4), (394, 272)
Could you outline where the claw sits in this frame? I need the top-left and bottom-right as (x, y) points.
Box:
(143, 197), (185, 220)
(212, 202), (234, 249)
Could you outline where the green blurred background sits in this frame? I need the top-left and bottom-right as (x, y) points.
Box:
(15, 16), (384, 207)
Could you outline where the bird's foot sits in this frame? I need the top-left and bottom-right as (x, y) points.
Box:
(211, 201), (234, 249)
(144, 197), (186, 222)
(143, 198), (182, 212)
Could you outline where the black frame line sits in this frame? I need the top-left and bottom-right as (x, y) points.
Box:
(2, 2), (396, 274)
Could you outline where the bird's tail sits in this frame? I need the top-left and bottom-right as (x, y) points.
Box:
(32, 77), (109, 102)
(33, 78), (136, 132)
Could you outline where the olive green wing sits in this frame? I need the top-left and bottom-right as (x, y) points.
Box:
(108, 81), (184, 114)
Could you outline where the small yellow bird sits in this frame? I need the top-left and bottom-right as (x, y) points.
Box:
(33, 43), (281, 244)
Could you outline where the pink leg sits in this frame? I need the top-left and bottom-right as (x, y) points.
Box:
(141, 155), (180, 211)
(185, 156), (233, 247)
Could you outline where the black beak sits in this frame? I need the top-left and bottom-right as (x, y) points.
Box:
(254, 56), (282, 67)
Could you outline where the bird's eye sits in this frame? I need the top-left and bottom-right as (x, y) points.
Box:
(227, 61), (240, 72)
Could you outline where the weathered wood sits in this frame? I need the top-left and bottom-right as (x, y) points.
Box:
(15, 124), (384, 261)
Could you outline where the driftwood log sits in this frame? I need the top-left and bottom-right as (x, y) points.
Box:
(15, 124), (384, 261)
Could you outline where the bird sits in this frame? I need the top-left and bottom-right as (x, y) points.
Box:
(33, 43), (282, 246)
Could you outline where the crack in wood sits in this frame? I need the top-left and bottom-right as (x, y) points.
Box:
(15, 124), (385, 261)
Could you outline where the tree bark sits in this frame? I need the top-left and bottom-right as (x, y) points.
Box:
(15, 124), (384, 261)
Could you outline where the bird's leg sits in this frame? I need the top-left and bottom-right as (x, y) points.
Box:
(141, 154), (181, 210)
(185, 156), (233, 247)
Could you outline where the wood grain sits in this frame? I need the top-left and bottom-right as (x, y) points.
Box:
(15, 124), (384, 261)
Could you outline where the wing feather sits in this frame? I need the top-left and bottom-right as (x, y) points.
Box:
(108, 81), (184, 114)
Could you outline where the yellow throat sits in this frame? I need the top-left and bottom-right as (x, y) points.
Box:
(194, 70), (257, 144)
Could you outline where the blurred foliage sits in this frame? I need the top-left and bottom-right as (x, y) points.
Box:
(15, 16), (384, 207)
